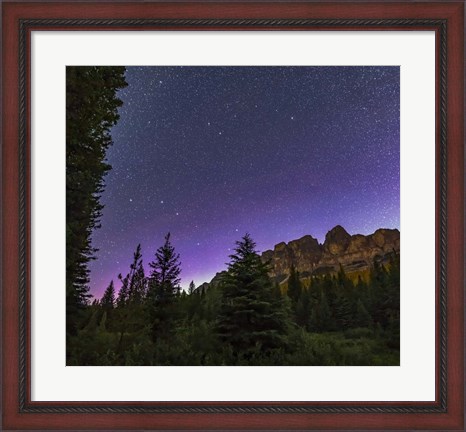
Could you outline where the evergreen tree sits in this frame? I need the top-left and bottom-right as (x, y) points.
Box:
(116, 273), (129, 307)
(100, 280), (115, 311)
(369, 258), (390, 327)
(113, 244), (148, 353)
(66, 66), (127, 338)
(355, 298), (372, 328)
(127, 244), (147, 304)
(115, 244), (146, 307)
(189, 280), (196, 295)
(385, 251), (401, 320)
(313, 290), (332, 332)
(287, 264), (302, 304)
(334, 292), (352, 328)
(147, 233), (182, 342)
(217, 234), (291, 363)
(295, 288), (311, 328)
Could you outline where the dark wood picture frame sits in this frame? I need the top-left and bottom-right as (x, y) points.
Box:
(2, 1), (464, 430)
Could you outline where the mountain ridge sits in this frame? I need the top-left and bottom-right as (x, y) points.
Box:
(197, 225), (400, 291)
(262, 225), (399, 283)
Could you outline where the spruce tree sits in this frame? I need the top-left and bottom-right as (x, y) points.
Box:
(127, 244), (147, 304)
(334, 292), (352, 328)
(217, 234), (291, 363)
(188, 280), (196, 295)
(66, 66), (127, 338)
(315, 290), (332, 332)
(115, 244), (148, 351)
(355, 299), (372, 328)
(116, 273), (129, 307)
(115, 244), (146, 307)
(295, 288), (311, 328)
(147, 233), (182, 342)
(100, 280), (115, 311)
(287, 264), (302, 303)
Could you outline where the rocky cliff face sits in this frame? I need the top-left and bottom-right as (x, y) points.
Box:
(261, 225), (400, 281)
(196, 226), (400, 291)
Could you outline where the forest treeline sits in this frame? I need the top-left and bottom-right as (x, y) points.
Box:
(67, 233), (400, 366)
(66, 66), (399, 366)
(66, 66), (127, 338)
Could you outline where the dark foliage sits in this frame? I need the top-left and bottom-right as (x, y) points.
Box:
(147, 233), (182, 343)
(67, 233), (400, 366)
(66, 66), (127, 344)
(216, 234), (293, 363)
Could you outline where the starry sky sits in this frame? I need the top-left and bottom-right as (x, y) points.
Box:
(88, 66), (400, 299)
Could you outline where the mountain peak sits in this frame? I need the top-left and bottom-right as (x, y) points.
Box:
(323, 225), (351, 255)
(262, 226), (400, 282)
(328, 224), (349, 235)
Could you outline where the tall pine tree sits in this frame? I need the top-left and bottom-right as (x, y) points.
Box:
(147, 233), (182, 342)
(188, 280), (196, 295)
(217, 234), (291, 363)
(287, 264), (302, 303)
(115, 244), (147, 352)
(66, 66), (127, 338)
(100, 280), (115, 311)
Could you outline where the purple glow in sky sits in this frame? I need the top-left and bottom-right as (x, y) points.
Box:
(88, 66), (400, 299)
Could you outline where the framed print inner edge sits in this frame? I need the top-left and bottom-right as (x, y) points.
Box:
(19, 17), (447, 414)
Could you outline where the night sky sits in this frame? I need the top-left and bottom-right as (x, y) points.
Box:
(88, 66), (400, 299)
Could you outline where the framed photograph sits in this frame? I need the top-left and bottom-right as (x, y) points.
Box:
(2, 1), (464, 430)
